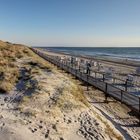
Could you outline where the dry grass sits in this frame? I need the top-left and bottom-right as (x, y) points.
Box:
(0, 40), (40, 93)
(58, 85), (88, 110)
(0, 39), (54, 93)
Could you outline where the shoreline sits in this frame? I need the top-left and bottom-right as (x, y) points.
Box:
(38, 48), (140, 68)
(32, 48), (140, 140)
(39, 48), (140, 68)
(38, 48), (140, 85)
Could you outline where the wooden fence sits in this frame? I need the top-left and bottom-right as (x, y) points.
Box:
(31, 48), (140, 123)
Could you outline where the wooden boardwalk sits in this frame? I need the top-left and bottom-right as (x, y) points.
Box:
(32, 48), (140, 122)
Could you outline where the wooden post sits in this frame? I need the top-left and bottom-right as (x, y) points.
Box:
(113, 78), (115, 84)
(121, 90), (123, 103)
(68, 63), (70, 73)
(103, 74), (105, 82)
(87, 74), (89, 91)
(61, 61), (63, 70)
(69, 63), (71, 73)
(79, 65), (80, 72)
(75, 68), (78, 78)
(80, 71), (82, 82)
(125, 80), (128, 92)
(89, 69), (91, 76)
(66, 61), (68, 71)
(95, 72), (97, 79)
(70, 65), (72, 73)
(105, 83), (108, 103)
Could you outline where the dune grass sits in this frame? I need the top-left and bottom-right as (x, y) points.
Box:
(0, 41), (38, 93)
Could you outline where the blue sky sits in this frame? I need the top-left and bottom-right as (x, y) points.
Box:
(0, 0), (140, 47)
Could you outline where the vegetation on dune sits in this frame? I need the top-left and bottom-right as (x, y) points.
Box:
(0, 40), (55, 93)
(0, 41), (23, 93)
(0, 40), (48, 93)
(0, 39), (88, 112)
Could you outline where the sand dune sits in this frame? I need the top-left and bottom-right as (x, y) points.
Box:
(0, 40), (139, 140)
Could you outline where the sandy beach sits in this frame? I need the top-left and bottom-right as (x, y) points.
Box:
(41, 49), (140, 87)
(35, 48), (140, 139)
(0, 41), (140, 140)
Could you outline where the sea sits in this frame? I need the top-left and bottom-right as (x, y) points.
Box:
(38, 47), (140, 61)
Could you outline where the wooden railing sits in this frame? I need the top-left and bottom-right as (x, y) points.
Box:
(31, 48), (140, 124)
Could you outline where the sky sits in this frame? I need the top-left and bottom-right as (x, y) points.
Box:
(0, 0), (140, 47)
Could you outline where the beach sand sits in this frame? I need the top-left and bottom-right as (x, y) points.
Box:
(36, 49), (140, 139)
(0, 43), (140, 140)
(0, 56), (124, 140)
(42, 49), (140, 88)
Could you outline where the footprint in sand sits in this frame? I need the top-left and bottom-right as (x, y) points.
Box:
(45, 130), (49, 139)
(0, 122), (5, 130)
